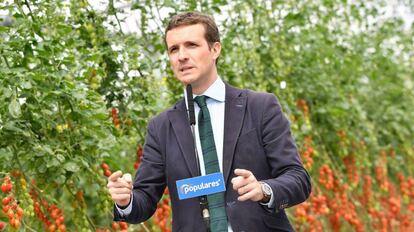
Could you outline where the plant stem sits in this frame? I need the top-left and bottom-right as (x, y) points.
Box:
(23, 0), (37, 23)
(21, 220), (38, 232)
(1, 53), (10, 68)
(141, 222), (151, 232)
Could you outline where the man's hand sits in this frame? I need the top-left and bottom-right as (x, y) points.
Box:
(231, 169), (264, 202)
(107, 171), (133, 207)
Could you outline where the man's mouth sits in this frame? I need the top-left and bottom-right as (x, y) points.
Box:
(180, 66), (194, 72)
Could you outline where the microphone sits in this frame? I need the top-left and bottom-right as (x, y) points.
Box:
(185, 84), (211, 232)
(186, 84), (196, 125)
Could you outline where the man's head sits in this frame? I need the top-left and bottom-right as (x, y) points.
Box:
(164, 12), (220, 50)
(165, 12), (222, 94)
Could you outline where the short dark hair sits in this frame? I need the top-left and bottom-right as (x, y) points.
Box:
(164, 11), (221, 49)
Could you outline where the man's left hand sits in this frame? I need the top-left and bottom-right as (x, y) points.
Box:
(231, 169), (264, 202)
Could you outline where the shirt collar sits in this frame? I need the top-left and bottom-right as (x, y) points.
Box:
(183, 77), (226, 104)
(198, 77), (225, 102)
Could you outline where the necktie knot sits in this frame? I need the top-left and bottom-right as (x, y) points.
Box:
(194, 95), (208, 108)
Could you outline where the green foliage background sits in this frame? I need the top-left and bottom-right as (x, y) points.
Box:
(0, 0), (413, 231)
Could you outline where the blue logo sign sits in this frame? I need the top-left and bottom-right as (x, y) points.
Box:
(176, 172), (226, 200)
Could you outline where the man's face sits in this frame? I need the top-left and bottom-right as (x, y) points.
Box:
(166, 24), (221, 91)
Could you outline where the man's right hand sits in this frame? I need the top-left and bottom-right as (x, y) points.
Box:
(107, 170), (133, 207)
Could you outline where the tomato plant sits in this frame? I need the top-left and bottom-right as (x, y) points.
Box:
(1, 0), (413, 231)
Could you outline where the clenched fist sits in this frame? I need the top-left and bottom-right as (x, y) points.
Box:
(107, 171), (133, 207)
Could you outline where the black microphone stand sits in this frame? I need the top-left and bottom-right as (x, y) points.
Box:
(186, 84), (211, 232)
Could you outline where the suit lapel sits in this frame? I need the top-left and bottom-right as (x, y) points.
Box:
(168, 100), (199, 177)
(223, 84), (246, 185)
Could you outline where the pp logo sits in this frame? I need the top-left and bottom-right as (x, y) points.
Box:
(180, 184), (192, 194)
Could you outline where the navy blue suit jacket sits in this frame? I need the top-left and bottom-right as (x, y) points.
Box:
(114, 84), (311, 231)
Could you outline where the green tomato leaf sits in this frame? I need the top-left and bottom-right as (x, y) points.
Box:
(55, 175), (66, 184)
(21, 81), (32, 89)
(64, 162), (80, 172)
(8, 99), (21, 118)
(56, 154), (66, 162)
(3, 122), (23, 133)
(3, 88), (12, 98)
(46, 158), (60, 168)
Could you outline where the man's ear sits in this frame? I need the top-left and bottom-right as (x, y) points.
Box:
(211, 42), (221, 60)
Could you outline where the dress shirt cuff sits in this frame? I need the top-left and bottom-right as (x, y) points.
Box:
(115, 194), (133, 216)
(259, 182), (275, 208)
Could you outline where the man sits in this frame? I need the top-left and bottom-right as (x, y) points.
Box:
(107, 12), (311, 232)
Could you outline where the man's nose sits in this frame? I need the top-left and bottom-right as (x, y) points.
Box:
(178, 48), (188, 61)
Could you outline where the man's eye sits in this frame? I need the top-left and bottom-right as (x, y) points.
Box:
(189, 43), (197, 47)
(169, 48), (177, 53)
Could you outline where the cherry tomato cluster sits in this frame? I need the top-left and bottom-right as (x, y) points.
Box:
(318, 164), (334, 190)
(337, 129), (347, 147)
(1, 176), (23, 229)
(154, 189), (171, 232)
(310, 194), (329, 215)
(110, 221), (128, 231)
(342, 154), (359, 186)
(1, 176), (12, 193)
(362, 175), (373, 206)
(296, 150), (414, 231)
(300, 136), (315, 170)
(111, 107), (120, 129)
(397, 173), (414, 199)
(295, 191), (331, 232)
(101, 163), (112, 177)
(29, 186), (66, 231)
(296, 99), (309, 118)
(133, 145), (143, 170)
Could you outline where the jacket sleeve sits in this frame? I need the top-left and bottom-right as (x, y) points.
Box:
(260, 93), (311, 211)
(114, 118), (166, 223)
